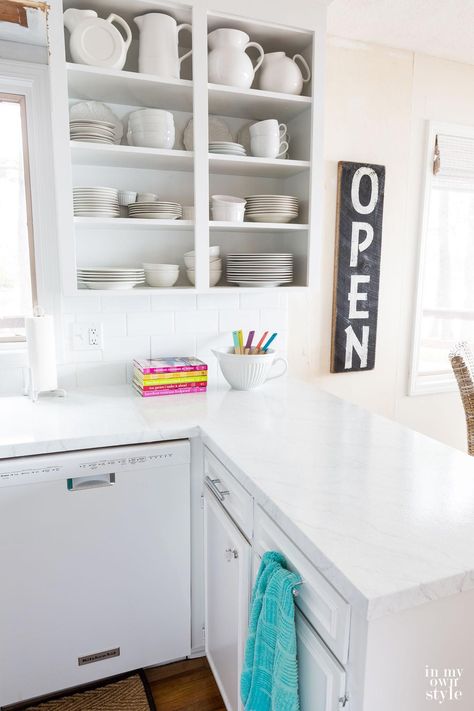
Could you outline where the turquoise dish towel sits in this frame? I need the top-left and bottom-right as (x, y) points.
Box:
(241, 551), (300, 711)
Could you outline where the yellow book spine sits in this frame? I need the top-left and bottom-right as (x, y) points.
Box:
(138, 369), (208, 381)
(135, 375), (208, 386)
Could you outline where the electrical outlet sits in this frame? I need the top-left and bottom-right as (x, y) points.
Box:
(72, 323), (103, 351)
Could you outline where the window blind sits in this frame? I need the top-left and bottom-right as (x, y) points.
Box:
(434, 133), (474, 179)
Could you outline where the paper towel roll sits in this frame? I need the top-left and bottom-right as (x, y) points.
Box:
(25, 310), (58, 395)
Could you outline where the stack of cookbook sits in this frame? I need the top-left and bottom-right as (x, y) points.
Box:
(132, 357), (208, 397)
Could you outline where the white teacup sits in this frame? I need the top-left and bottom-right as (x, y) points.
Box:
(250, 134), (289, 158)
(250, 119), (287, 139)
(213, 348), (288, 390)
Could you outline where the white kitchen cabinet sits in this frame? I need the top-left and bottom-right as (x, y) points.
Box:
(296, 610), (347, 711)
(204, 485), (251, 711)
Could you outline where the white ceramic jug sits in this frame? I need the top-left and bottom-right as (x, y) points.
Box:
(64, 8), (132, 70)
(134, 13), (192, 79)
(208, 28), (264, 89)
(258, 51), (311, 95)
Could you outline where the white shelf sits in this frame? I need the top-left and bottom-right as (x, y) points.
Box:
(209, 221), (308, 232)
(74, 218), (194, 230)
(208, 154), (309, 178)
(67, 63), (193, 112)
(70, 142), (194, 171)
(76, 286), (195, 295)
(208, 83), (311, 121)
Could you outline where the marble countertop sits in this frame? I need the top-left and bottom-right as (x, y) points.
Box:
(1, 379), (474, 620)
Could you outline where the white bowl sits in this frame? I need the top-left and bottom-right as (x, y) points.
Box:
(184, 255), (222, 269)
(129, 109), (174, 122)
(145, 270), (179, 287)
(211, 195), (246, 205)
(186, 269), (222, 286)
(137, 192), (157, 202)
(128, 128), (175, 149)
(184, 246), (220, 259)
(213, 348), (287, 390)
(118, 190), (137, 206)
(143, 263), (179, 271)
(212, 205), (245, 222)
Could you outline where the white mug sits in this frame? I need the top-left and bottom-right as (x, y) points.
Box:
(250, 134), (289, 159)
(250, 119), (287, 140)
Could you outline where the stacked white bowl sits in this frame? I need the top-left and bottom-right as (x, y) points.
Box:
(211, 195), (246, 222)
(127, 109), (175, 149)
(184, 246), (222, 286)
(142, 263), (179, 288)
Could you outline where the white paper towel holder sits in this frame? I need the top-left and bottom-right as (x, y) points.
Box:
(26, 306), (67, 403)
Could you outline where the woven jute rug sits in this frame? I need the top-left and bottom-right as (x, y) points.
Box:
(10, 670), (156, 711)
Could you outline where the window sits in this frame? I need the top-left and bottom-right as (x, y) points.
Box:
(411, 123), (474, 395)
(0, 93), (36, 343)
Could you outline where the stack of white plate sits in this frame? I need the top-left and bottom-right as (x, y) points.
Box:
(226, 253), (293, 288)
(70, 119), (116, 144)
(245, 194), (299, 223)
(209, 141), (246, 156)
(128, 201), (182, 220)
(73, 187), (119, 217)
(77, 267), (145, 290)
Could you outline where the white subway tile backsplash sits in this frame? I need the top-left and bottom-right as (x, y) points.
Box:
(102, 336), (150, 362)
(76, 362), (127, 387)
(219, 309), (259, 334)
(175, 310), (218, 334)
(101, 295), (151, 312)
(150, 334), (196, 358)
(76, 313), (127, 340)
(62, 295), (101, 313)
(2, 286), (289, 393)
(260, 308), (289, 332)
(152, 293), (197, 311)
(197, 293), (239, 310)
(127, 311), (174, 336)
(239, 292), (281, 309)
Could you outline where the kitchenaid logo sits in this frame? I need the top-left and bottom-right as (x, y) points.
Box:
(425, 666), (463, 703)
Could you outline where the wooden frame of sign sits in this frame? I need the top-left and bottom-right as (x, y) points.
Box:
(330, 161), (385, 373)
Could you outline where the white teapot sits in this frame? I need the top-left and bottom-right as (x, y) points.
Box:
(63, 8), (132, 70)
(257, 51), (311, 95)
(208, 28), (264, 89)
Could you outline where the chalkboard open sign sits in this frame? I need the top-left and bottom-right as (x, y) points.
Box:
(330, 161), (385, 373)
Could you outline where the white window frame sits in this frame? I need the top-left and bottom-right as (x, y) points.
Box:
(409, 120), (474, 396)
(0, 59), (60, 366)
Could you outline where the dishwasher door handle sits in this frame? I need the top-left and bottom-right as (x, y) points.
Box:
(205, 475), (230, 501)
(67, 473), (115, 491)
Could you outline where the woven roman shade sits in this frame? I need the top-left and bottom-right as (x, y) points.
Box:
(434, 133), (474, 179)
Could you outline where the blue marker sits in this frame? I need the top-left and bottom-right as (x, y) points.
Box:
(262, 332), (277, 352)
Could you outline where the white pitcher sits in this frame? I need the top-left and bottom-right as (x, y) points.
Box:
(64, 8), (132, 70)
(208, 28), (264, 89)
(258, 51), (311, 95)
(134, 13), (192, 79)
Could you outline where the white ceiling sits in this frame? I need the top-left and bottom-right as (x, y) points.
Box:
(327, 0), (474, 66)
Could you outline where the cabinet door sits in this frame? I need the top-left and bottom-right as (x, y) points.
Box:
(204, 487), (251, 711)
(251, 555), (347, 711)
(297, 610), (347, 711)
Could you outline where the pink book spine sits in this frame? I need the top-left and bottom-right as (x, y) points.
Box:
(135, 385), (207, 397)
(134, 361), (208, 375)
(139, 381), (207, 392)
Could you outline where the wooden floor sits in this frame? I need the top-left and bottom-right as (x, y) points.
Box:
(145, 657), (226, 711)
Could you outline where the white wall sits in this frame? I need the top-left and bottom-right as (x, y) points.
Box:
(289, 37), (473, 451)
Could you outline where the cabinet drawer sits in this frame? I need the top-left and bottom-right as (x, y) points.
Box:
(204, 448), (253, 540)
(254, 506), (350, 665)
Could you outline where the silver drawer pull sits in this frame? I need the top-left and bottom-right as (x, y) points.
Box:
(226, 548), (239, 561)
(205, 475), (230, 501)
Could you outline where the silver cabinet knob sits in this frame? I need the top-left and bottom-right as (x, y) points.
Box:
(225, 548), (239, 561)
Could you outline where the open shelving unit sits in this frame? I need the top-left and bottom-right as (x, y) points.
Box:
(49, 0), (325, 295)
